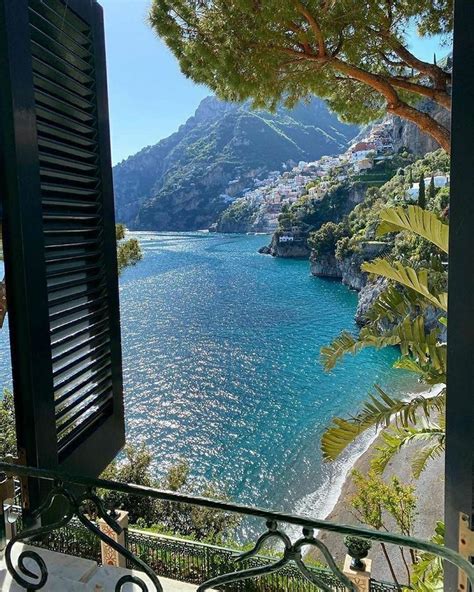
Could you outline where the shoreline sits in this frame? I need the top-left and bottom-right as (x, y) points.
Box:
(320, 383), (444, 521)
(308, 383), (445, 582)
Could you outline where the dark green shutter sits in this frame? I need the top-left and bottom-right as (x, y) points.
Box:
(0, 0), (124, 503)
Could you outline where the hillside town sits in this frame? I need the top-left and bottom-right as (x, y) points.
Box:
(216, 118), (400, 233)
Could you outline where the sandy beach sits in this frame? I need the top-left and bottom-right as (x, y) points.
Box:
(311, 424), (445, 585)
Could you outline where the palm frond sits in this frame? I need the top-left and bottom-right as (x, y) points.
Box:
(361, 259), (448, 312)
(393, 348), (446, 385)
(321, 386), (445, 461)
(320, 328), (400, 372)
(320, 331), (362, 371)
(372, 420), (445, 477)
(376, 205), (449, 254)
(321, 315), (443, 375)
(412, 438), (445, 478)
(363, 284), (426, 324)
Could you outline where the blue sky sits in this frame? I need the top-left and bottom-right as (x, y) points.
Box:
(101, 0), (449, 165)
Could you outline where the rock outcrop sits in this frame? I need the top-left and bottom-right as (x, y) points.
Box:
(268, 231), (311, 258)
(391, 101), (450, 156)
(310, 243), (388, 290)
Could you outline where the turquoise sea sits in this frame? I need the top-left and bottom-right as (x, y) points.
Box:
(0, 232), (417, 526)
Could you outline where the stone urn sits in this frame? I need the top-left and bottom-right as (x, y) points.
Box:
(344, 535), (372, 571)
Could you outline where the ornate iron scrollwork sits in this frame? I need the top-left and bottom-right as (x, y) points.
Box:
(5, 481), (162, 592)
(197, 520), (356, 592)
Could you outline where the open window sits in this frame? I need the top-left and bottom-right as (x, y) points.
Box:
(0, 0), (124, 511)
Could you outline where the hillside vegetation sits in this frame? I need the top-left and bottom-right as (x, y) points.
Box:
(309, 149), (450, 266)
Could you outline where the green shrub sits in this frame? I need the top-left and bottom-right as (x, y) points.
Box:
(308, 222), (349, 258)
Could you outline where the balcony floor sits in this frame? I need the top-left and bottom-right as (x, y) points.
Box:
(0, 544), (215, 591)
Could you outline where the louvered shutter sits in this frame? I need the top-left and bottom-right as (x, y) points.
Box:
(0, 0), (124, 505)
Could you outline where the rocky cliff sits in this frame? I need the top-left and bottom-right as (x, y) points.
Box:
(113, 96), (359, 231)
(310, 241), (386, 294)
(390, 101), (451, 156)
(266, 231), (312, 258)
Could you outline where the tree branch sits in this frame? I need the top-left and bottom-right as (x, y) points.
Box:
(271, 45), (451, 151)
(378, 51), (407, 69)
(332, 57), (400, 105)
(388, 102), (451, 152)
(293, 0), (326, 57)
(331, 31), (344, 57)
(385, 76), (452, 110)
(287, 21), (313, 54)
(331, 58), (451, 151)
(385, 35), (451, 90)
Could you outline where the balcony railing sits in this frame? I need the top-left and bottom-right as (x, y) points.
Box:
(1, 461), (473, 592)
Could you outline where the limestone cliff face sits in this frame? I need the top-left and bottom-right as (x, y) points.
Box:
(310, 252), (368, 292)
(310, 243), (389, 323)
(391, 101), (451, 156)
(355, 277), (388, 325)
(309, 254), (342, 279)
(269, 232), (311, 258)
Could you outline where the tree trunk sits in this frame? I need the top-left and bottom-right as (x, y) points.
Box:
(332, 58), (452, 153)
(389, 102), (451, 152)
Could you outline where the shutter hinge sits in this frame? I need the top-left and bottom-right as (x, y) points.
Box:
(459, 512), (474, 591)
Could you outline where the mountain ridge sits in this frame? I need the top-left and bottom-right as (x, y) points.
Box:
(113, 96), (359, 230)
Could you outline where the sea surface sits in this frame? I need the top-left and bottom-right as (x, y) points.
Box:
(0, 232), (417, 532)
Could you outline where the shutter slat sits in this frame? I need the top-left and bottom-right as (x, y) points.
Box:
(29, 0), (92, 44)
(36, 105), (97, 136)
(28, 8), (92, 60)
(31, 40), (94, 86)
(40, 167), (100, 185)
(32, 57), (94, 99)
(53, 341), (110, 378)
(48, 283), (106, 308)
(39, 153), (98, 174)
(50, 305), (108, 335)
(56, 385), (113, 434)
(41, 182), (99, 196)
(35, 89), (96, 125)
(56, 397), (114, 452)
(48, 296), (108, 323)
(55, 377), (112, 422)
(52, 340), (110, 379)
(34, 73), (96, 112)
(38, 131), (98, 154)
(52, 332), (111, 367)
(54, 363), (112, 406)
(45, 250), (102, 265)
(30, 25), (94, 71)
(47, 272), (103, 295)
(42, 198), (99, 210)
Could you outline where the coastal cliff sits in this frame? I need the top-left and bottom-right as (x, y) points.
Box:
(391, 101), (451, 157)
(310, 242), (389, 323)
(265, 230), (311, 258)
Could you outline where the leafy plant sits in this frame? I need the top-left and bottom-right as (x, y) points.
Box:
(0, 389), (17, 459)
(308, 221), (349, 257)
(102, 445), (239, 543)
(116, 224), (143, 275)
(321, 205), (448, 475)
(409, 521), (445, 591)
(350, 470), (417, 586)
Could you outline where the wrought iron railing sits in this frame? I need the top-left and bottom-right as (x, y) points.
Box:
(32, 519), (396, 591)
(1, 462), (473, 592)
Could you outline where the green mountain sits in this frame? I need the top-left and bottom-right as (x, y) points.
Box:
(113, 96), (359, 231)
